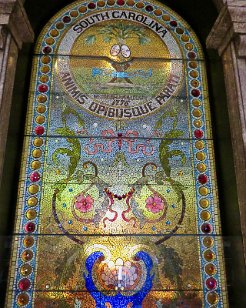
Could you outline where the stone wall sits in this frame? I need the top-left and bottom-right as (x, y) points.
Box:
(208, 0), (246, 262)
(0, 0), (33, 184)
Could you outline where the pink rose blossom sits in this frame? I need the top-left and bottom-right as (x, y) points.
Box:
(145, 194), (164, 213)
(75, 194), (94, 213)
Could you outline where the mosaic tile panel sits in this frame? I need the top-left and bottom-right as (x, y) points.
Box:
(6, 1), (228, 307)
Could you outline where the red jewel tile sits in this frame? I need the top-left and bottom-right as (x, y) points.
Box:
(201, 223), (212, 234)
(170, 20), (177, 27)
(35, 126), (45, 135)
(38, 84), (48, 93)
(206, 277), (217, 290)
(198, 174), (208, 184)
(63, 16), (71, 23)
(194, 129), (203, 139)
(88, 2), (96, 9)
(145, 5), (153, 11)
(19, 278), (31, 291)
(30, 172), (40, 182)
(43, 46), (52, 54)
(191, 89), (200, 97)
(117, 0), (125, 5)
(188, 51), (196, 59)
(25, 222), (36, 233)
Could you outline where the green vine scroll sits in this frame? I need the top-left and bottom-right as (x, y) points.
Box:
(155, 108), (186, 202)
(52, 104), (84, 200)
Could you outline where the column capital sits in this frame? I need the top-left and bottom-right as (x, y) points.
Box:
(207, 1), (246, 56)
(0, 0), (34, 49)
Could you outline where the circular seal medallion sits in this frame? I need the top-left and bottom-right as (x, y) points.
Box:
(57, 9), (183, 120)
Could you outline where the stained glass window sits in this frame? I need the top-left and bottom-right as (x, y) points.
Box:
(6, 0), (228, 307)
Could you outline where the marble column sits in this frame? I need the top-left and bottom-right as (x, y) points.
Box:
(0, 0), (34, 185)
(207, 0), (246, 261)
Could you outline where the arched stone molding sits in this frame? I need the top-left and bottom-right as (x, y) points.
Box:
(0, 0), (34, 184)
(207, 0), (246, 262)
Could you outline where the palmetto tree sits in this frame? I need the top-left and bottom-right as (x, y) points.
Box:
(85, 22), (151, 83)
(85, 22), (151, 46)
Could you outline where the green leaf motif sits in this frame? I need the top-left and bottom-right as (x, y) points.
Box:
(103, 36), (113, 43)
(85, 35), (96, 45)
(52, 180), (67, 201)
(154, 118), (163, 130)
(139, 36), (151, 45)
(166, 178), (186, 202)
(169, 150), (187, 165)
(173, 116), (178, 128)
(84, 22), (151, 46)
(161, 108), (178, 121)
(155, 171), (165, 185)
(68, 156), (79, 179)
(52, 106), (83, 195)
(52, 148), (73, 166)
(55, 247), (81, 286)
(159, 141), (171, 177)
(113, 152), (129, 168)
(161, 246), (183, 289)
(160, 150), (171, 177)
(164, 129), (184, 139)
(61, 106), (85, 128)
(157, 107), (187, 201)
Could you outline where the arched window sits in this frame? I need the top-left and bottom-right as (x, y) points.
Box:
(5, 1), (228, 306)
